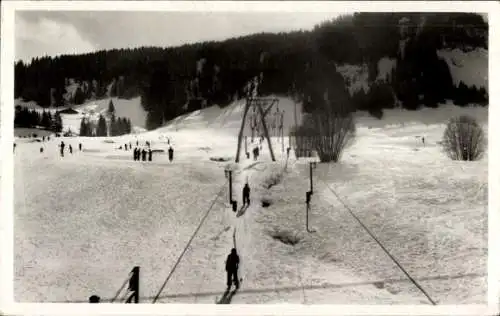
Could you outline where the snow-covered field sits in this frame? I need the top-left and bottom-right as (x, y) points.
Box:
(14, 98), (487, 304)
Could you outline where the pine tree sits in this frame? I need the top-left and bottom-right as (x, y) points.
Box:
(47, 111), (53, 129)
(126, 118), (132, 134)
(117, 117), (124, 135)
(52, 112), (63, 133)
(79, 117), (88, 136)
(110, 114), (119, 136)
(73, 86), (86, 105)
(97, 114), (107, 136)
(108, 99), (115, 115)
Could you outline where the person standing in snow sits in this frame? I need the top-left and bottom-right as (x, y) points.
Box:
(69, 145), (73, 154)
(125, 144), (128, 151)
(168, 146), (174, 162)
(141, 148), (147, 161)
(13, 143), (16, 153)
(79, 143), (82, 151)
(225, 248), (240, 290)
(133, 148), (137, 161)
(148, 148), (152, 161)
(242, 183), (250, 206)
(60, 141), (65, 157)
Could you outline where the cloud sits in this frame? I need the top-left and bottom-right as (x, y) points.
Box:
(15, 11), (340, 61)
(15, 14), (97, 62)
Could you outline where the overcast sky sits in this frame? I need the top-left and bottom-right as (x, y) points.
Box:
(15, 11), (343, 62)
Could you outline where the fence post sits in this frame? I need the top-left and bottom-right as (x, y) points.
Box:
(128, 266), (140, 303)
(309, 163), (313, 194)
(229, 170), (233, 204)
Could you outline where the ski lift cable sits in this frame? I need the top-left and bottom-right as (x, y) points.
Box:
(319, 179), (437, 305)
(110, 270), (133, 303)
(194, 193), (229, 303)
(152, 181), (229, 303)
(279, 159), (308, 304)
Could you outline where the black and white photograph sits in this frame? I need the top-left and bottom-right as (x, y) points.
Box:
(1, 1), (499, 314)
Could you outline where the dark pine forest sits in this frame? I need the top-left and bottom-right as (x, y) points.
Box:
(15, 13), (488, 130)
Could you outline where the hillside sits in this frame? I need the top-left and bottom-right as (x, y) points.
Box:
(14, 13), (488, 130)
(14, 94), (487, 304)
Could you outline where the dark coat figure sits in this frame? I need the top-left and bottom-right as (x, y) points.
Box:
(136, 140), (139, 146)
(42, 136), (45, 142)
(225, 248), (240, 289)
(47, 136), (50, 141)
(13, 143), (16, 153)
(79, 143), (82, 151)
(246, 152), (250, 159)
(168, 147), (174, 162)
(69, 145), (73, 154)
(422, 137), (425, 146)
(141, 149), (147, 161)
(148, 149), (152, 161)
(133, 148), (138, 161)
(129, 142), (132, 149)
(252, 147), (259, 161)
(146, 141), (150, 148)
(286, 147), (291, 157)
(242, 183), (250, 206)
(40, 147), (44, 153)
(60, 141), (65, 157)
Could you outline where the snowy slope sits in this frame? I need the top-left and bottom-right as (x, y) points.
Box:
(437, 48), (488, 91)
(73, 97), (147, 129)
(14, 95), (487, 304)
(15, 96), (147, 135)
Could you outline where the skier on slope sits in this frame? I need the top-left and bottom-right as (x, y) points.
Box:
(168, 146), (174, 162)
(225, 248), (240, 290)
(242, 183), (250, 207)
(60, 141), (65, 157)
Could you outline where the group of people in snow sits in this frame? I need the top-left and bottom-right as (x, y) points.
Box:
(133, 147), (153, 161)
(58, 141), (83, 157)
(129, 140), (175, 163)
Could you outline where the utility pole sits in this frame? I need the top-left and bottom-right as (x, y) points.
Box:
(245, 136), (248, 156)
(309, 162), (315, 194)
(225, 169), (237, 212)
(228, 170), (233, 204)
(305, 191), (315, 233)
(306, 161), (317, 233)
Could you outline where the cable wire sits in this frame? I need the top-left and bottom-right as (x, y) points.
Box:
(152, 181), (228, 303)
(110, 270), (133, 303)
(319, 179), (437, 305)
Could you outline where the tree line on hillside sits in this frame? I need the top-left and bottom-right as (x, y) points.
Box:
(79, 115), (132, 137)
(15, 106), (63, 132)
(15, 13), (488, 130)
(79, 100), (132, 137)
